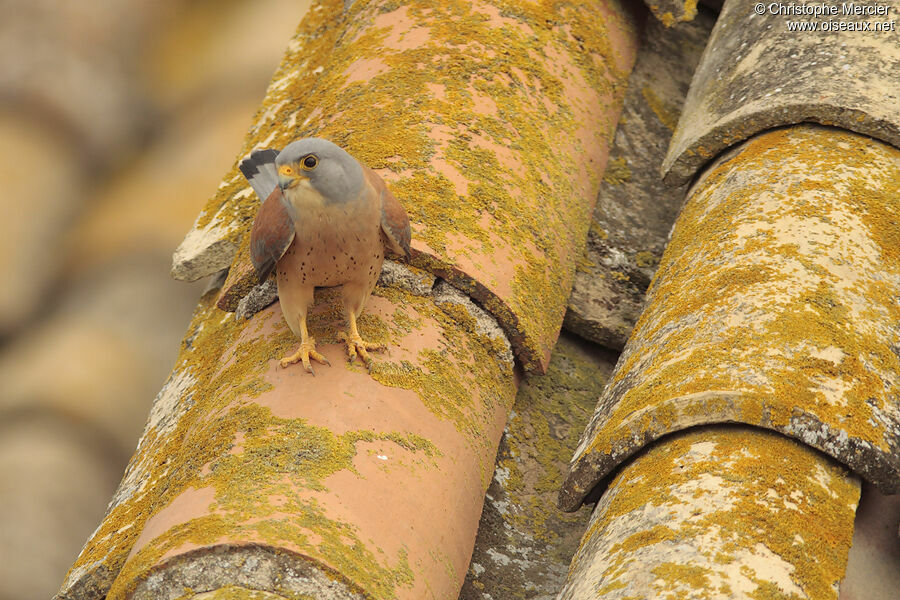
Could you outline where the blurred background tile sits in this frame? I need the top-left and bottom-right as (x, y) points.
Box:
(0, 1), (311, 598)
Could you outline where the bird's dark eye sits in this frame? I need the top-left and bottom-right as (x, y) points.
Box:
(301, 155), (318, 170)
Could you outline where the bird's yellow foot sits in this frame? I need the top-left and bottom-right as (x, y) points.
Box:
(338, 331), (385, 366)
(279, 337), (331, 374)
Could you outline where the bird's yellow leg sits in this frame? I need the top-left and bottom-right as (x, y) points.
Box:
(339, 311), (385, 366)
(280, 317), (331, 374)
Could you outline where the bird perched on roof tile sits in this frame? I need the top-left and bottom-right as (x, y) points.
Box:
(239, 138), (411, 374)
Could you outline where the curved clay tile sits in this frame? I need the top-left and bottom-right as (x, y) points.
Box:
(176, 0), (640, 374)
(562, 125), (900, 512)
(56, 0), (641, 598)
(560, 427), (860, 599)
(663, 0), (900, 186)
(102, 288), (517, 600)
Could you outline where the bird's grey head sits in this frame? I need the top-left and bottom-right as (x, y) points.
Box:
(275, 137), (364, 203)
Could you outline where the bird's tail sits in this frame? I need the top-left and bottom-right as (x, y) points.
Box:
(239, 148), (279, 202)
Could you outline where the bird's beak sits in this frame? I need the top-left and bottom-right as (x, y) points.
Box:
(278, 173), (307, 190)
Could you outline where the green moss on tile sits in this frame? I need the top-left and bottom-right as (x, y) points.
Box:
(500, 337), (612, 547)
(602, 156), (632, 185)
(642, 86), (681, 132)
(462, 334), (615, 598)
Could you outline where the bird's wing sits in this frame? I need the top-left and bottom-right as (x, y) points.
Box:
(239, 148), (280, 202)
(364, 166), (411, 259)
(249, 186), (295, 283)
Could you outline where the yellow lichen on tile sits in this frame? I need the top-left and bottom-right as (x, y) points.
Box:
(647, 0), (700, 29)
(97, 294), (416, 599)
(207, 0), (639, 371)
(562, 427), (859, 600)
(570, 126), (900, 496)
(65, 277), (514, 600)
(71, 0), (643, 594)
(633, 251), (657, 269)
(185, 585), (310, 599)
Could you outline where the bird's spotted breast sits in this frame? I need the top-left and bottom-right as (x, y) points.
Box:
(277, 189), (383, 290)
